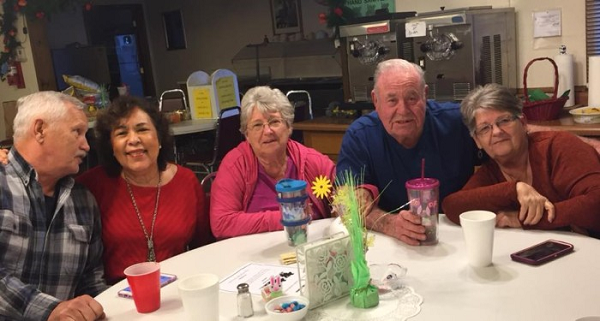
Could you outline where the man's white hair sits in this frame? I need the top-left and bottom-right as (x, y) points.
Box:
(13, 91), (85, 141)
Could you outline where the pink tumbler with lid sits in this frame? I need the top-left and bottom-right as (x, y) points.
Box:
(405, 178), (440, 245)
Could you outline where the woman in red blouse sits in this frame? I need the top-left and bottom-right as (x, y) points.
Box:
(443, 83), (600, 237)
(79, 96), (213, 284)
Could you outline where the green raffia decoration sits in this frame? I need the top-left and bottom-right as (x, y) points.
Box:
(335, 170), (379, 309)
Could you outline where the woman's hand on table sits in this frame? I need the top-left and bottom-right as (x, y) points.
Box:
(516, 182), (555, 225)
(496, 211), (522, 228)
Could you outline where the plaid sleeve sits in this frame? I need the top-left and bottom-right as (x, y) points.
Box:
(0, 266), (60, 320)
(74, 190), (108, 297)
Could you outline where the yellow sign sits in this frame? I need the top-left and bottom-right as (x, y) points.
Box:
(215, 76), (237, 109)
(190, 87), (213, 118)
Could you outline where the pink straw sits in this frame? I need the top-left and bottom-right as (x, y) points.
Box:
(421, 158), (425, 179)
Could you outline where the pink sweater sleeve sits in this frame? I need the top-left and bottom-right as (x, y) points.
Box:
(210, 154), (282, 240)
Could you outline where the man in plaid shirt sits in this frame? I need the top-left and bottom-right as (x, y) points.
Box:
(0, 92), (107, 320)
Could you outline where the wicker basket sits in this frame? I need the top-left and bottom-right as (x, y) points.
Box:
(522, 57), (568, 121)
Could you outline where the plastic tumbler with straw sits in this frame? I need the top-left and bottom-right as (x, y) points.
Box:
(275, 179), (310, 246)
(405, 158), (440, 245)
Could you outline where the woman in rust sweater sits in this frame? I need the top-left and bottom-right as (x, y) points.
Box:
(442, 84), (600, 237)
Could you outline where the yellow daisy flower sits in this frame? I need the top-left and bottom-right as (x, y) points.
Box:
(311, 175), (333, 199)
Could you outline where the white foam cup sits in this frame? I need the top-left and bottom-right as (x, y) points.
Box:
(178, 273), (219, 321)
(460, 210), (496, 267)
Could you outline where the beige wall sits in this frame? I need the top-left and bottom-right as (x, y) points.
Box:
(143, 0), (585, 92)
(0, 0), (587, 140)
(145, 0), (280, 92)
(395, 0), (586, 88)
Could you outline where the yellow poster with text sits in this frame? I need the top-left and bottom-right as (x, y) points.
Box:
(190, 87), (213, 119)
(215, 76), (237, 110)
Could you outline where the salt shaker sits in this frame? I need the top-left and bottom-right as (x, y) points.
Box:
(237, 283), (254, 318)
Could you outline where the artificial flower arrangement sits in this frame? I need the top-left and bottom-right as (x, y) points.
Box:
(316, 0), (355, 37)
(310, 171), (379, 309)
(1, 0), (92, 78)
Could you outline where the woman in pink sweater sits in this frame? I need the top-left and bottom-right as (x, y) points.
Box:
(210, 86), (335, 239)
(443, 84), (600, 237)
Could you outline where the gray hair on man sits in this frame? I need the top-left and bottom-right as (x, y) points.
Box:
(239, 86), (295, 133)
(12, 91), (85, 141)
(373, 59), (426, 96)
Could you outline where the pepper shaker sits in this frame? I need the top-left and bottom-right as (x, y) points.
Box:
(237, 283), (254, 318)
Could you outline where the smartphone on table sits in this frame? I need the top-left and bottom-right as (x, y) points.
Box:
(118, 273), (178, 298)
(510, 239), (574, 266)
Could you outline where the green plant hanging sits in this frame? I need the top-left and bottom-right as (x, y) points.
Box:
(1, 0), (92, 67)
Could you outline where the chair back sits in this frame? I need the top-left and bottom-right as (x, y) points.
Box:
(211, 107), (243, 166)
(159, 89), (189, 114)
(286, 90), (313, 120)
(200, 171), (217, 213)
(0, 138), (13, 149)
(201, 171), (217, 196)
(287, 90), (312, 143)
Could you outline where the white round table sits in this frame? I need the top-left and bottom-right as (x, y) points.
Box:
(96, 215), (600, 320)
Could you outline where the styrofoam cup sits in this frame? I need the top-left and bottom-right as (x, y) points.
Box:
(178, 273), (220, 321)
(460, 210), (496, 267)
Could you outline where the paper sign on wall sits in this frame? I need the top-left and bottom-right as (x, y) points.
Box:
(190, 87), (213, 119)
(533, 9), (561, 38)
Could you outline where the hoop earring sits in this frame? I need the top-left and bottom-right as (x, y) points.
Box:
(477, 149), (484, 159)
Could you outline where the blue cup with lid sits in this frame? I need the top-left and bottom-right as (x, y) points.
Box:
(276, 179), (310, 246)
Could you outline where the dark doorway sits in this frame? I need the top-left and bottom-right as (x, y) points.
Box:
(83, 4), (155, 99)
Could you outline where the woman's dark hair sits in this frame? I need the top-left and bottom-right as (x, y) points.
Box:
(95, 96), (173, 177)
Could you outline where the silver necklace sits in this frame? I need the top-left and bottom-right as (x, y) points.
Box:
(124, 173), (161, 262)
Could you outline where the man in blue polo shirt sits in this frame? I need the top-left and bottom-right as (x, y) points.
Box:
(337, 59), (476, 245)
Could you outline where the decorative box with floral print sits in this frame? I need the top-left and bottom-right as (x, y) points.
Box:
(295, 232), (353, 309)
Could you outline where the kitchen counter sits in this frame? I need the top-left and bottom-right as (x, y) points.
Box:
(294, 112), (600, 162)
(293, 117), (353, 162)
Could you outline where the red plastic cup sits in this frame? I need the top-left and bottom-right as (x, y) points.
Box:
(123, 262), (161, 313)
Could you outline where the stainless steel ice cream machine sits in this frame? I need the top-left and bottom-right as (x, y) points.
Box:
(340, 7), (517, 103)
